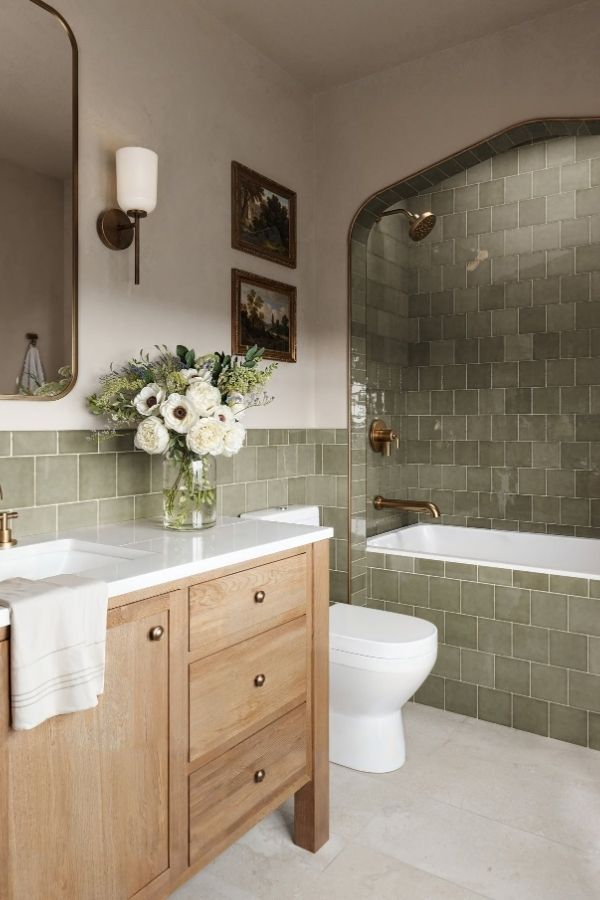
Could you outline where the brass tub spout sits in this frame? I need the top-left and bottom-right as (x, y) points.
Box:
(373, 496), (441, 519)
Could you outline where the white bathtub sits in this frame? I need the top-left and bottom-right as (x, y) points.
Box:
(367, 524), (600, 580)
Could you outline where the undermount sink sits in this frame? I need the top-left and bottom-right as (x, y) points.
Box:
(0, 539), (151, 581)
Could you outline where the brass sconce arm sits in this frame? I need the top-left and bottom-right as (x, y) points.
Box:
(97, 208), (147, 285)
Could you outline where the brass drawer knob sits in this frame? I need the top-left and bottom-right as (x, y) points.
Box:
(149, 625), (164, 641)
(254, 673), (266, 687)
(254, 769), (266, 783)
(254, 590), (265, 603)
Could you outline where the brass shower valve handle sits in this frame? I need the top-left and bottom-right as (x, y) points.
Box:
(369, 419), (400, 457)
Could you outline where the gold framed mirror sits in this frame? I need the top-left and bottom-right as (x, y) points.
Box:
(0, 0), (78, 400)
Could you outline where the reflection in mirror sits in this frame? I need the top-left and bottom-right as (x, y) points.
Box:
(0, 0), (77, 399)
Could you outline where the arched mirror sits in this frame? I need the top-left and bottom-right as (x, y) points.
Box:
(0, 0), (77, 400)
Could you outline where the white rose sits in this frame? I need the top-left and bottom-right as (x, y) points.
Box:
(161, 393), (198, 434)
(133, 383), (165, 416)
(187, 381), (222, 416)
(222, 421), (246, 457)
(226, 392), (246, 418)
(186, 418), (226, 456)
(134, 417), (170, 455)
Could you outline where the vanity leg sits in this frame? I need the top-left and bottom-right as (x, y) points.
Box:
(294, 541), (329, 853)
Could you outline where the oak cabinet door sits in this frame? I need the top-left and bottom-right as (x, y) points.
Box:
(0, 600), (171, 900)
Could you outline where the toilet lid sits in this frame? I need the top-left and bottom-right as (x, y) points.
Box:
(329, 603), (437, 660)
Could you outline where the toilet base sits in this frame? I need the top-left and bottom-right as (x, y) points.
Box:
(329, 709), (406, 774)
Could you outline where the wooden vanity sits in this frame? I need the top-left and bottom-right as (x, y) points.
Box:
(0, 538), (329, 899)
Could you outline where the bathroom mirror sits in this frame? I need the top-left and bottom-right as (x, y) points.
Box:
(0, 0), (77, 400)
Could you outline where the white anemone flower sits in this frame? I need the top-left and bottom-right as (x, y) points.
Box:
(180, 368), (199, 383)
(133, 383), (165, 416)
(134, 417), (170, 454)
(222, 421), (246, 457)
(161, 393), (198, 434)
(212, 405), (235, 425)
(187, 381), (222, 416)
(186, 418), (226, 456)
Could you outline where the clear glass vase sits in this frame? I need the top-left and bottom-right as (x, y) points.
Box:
(162, 453), (217, 530)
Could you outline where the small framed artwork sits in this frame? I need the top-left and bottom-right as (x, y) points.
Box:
(232, 269), (297, 363)
(231, 161), (297, 268)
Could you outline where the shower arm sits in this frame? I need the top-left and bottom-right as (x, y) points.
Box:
(376, 208), (414, 221)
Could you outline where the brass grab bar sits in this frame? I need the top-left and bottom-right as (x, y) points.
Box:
(373, 496), (441, 519)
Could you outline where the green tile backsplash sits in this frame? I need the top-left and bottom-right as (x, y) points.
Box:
(0, 428), (348, 601)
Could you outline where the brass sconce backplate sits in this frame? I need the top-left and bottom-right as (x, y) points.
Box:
(96, 209), (134, 251)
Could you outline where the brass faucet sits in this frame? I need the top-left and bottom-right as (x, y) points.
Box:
(373, 496), (441, 519)
(0, 485), (18, 548)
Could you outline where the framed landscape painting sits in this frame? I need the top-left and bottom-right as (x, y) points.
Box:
(231, 162), (297, 268)
(232, 269), (297, 363)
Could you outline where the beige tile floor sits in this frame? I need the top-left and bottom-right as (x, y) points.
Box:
(173, 704), (600, 899)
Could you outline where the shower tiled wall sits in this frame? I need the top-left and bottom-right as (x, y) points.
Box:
(0, 428), (348, 600)
(401, 135), (600, 536)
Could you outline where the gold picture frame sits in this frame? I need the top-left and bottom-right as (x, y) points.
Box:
(231, 162), (297, 268)
(232, 269), (297, 363)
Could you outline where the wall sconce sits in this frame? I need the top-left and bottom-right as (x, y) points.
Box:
(97, 147), (158, 285)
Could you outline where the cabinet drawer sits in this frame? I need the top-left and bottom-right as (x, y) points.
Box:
(189, 705), (309, 865)
(189, 553), (307, 658)
(189, 617), (307, 764)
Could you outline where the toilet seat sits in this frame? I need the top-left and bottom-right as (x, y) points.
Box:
(330, 603), (437, 660)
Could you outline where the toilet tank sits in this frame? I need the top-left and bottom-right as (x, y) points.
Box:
(240, 505), (320, 527)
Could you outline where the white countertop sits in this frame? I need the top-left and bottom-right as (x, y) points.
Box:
(0, 517), (333, 628)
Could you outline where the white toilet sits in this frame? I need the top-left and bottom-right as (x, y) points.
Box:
(240, 505), (438, 774)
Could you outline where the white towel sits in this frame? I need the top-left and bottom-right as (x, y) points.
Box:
(0, 575), (108, 731)
(19, 344), (45, 392)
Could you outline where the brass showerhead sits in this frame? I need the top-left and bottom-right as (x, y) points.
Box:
(376, 206), (437, 242)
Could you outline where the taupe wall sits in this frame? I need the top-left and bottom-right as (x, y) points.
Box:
(0, 0), (318, 429)
(0, 157), (66, 393)
(315, 0), (600, 426)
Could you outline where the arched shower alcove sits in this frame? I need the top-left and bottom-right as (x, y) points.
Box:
(347, 117), (600, 606)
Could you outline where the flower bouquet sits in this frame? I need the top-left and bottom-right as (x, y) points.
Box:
(88, 344), (276, 529)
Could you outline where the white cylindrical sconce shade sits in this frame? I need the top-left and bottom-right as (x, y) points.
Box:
(116, 147), (158, 214)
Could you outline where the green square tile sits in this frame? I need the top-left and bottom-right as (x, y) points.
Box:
(445, 562), (477, 581)
(219, 483), (246, 517)
(432, 644), (460, 679)
(495, 586), (531, 624)
(134, 493), (162, 519)
(549, 704), (588, 747)
(569, 595), (600, 637)
(0, 433), (10, 456)
(513, 695), (549, 736)
(478, 566), (512, 586)
(549, 630), (587, 670)
(415, 558), (444, 576)
(478, 686), (512, 727)
(322, 445), (347, 476)
(216, 454), (234, 485)
(429, 577), (460, 612)
(100, 431), (135, 452)
(398, 572), (429, 606)
(461, 581), (494, 617)
(79, 454), (117, 500)
(445, 679), (477, 716)
(267, 479), (288, 508)
(549, 574), (589, 597)
(569, 670), (600, 713)
(117, 453), (151, 496)
(478, 617), (512, 655)
(414, 606), (444, 640)
(268, 429), (288, 446)
(532, 594), (567, 634)
(589, 713), (600, 750)
(0, 457), (34, 507)
(495, 656), (530, 695)
(370, 568), (398, 602)
(385, 555), (415, 573)
(99, 496), (135, 524)
(36, 456), (77, 506)
(589, 637), (600, 675)
(57, 501), (98, 531)
(12, 431), (57, 456)
(288, 477), (307, 505)
(445, 612), (477, 648)
(415, 675), (445, 710)
(513, 624), (549, 663)
(531, 663), (568, 703)
(461, 649), (494, 686)
(246, 429), (268, 447)
(257, 447), (278, 480)
(58, 430), (99, 454)
(233, 447), (258, 483)
(13, 505), (56, 538)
